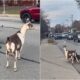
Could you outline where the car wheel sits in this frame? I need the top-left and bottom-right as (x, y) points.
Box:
(78, 39), (80, 42)
(22, 13), (31, 23)
(35, 19), (40, 22)
(74, 39), (75, 42)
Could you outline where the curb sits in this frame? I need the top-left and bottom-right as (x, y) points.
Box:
(0, 15), (21, 22)
(0, 14), (20, 22)
(0, 18), (21, 22)
(0, 14), (19, 17)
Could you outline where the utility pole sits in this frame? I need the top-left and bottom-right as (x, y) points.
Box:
(71, 14), (73, 26)
(70, 14), (74, 33)
(2, 0), (6, 14)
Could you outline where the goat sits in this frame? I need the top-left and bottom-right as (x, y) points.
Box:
(6, 22), (33, 71)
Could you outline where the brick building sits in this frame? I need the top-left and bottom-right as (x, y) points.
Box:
(0, 0), (39, 6)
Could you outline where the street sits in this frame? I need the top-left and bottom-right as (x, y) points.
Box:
(41, 39), (80, 79)
(0, 17), (40, 79)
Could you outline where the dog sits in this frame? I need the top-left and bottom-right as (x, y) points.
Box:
(63, 45), (79, 64)
(5, 21), (33, 71)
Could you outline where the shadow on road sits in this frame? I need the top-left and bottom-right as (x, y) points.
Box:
(0, 50), (40, 64)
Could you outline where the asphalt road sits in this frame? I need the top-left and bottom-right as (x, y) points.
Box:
(0, 18), (40, 79)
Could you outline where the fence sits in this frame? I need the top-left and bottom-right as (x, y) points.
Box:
(0, 0), (39, 14)
(0, 0), (36, 6)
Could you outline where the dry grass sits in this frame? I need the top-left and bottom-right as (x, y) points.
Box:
(48, 39), (57, 45)
(0, 6), (23, 14)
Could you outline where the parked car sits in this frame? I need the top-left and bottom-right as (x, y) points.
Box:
(67, 33), (73, 40)
(73, 32), (80, 42)
(53, 33), (62, 39)
(20, 6), (40, 23)
(61, 32), (68, 39)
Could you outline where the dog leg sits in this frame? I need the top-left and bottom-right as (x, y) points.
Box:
(6, 51), (10, 68)
(14, 51), (17, 72)
(71, 56), (74, 64)
(64, 50), (68, 59)
(73, 53), (79, 63)
(66, 53), (68, 59)
(75, 55), (79, 63)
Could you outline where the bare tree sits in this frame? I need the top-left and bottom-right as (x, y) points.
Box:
(75, 0), (80, 8)
(54, 24), (69, 33)
(41, 10), (50, 39)
(72, 20), (80, 31)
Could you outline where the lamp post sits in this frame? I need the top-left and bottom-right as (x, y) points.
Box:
(2, 0), (6, 14)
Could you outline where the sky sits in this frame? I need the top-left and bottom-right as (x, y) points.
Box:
(41, 0), (80, 27)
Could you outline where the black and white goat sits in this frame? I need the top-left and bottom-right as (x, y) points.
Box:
(63, 45), (79, 64)
(6, 22), (33, 71)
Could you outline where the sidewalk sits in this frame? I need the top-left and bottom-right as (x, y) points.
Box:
(0, 14), (20, 21)
(41, 39), (80, 79)
(0, 14), (19, 17)
(0, 23), (40, 79)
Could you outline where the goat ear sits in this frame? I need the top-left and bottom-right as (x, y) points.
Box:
(28, 22), (33, 28)
(17, 31), (20, 33)
(63, 45), (66, 48)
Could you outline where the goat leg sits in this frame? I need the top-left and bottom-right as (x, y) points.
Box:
(6, 51), (10, 68)
(14, 51), (17, 72)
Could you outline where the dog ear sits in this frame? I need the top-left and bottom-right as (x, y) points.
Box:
(7, 37), (10, 41)
(74, 49), (76, 52)
(6, 37), (10, 43)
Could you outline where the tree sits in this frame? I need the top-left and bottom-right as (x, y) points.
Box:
(41, 11), (50, 39)
(75, 0), (80, 8)
(54, 24), (69, 33)
(72, 20), (80, 31)
(54, 24), (64, 33)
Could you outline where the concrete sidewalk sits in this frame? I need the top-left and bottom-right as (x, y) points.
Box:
(0, 14), (20, 21)
(41, 39), (80, 79)
(0, 14), (19, 17)
(0, 23), (40, 79)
